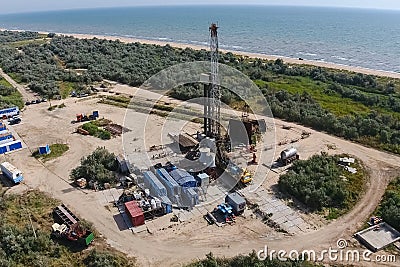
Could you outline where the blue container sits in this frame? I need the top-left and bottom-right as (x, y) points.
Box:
(8, 141), (22, 151)
(156, 168), (181, 200)
(143, 171), (167, 197)
(0, 122), (6, 131)
(0, 145), (7, 154)
(38, 144), (51, 155)
(0, 132), (13, 141)
(92, 111), (99, 118)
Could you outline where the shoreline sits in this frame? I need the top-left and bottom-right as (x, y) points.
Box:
(2, 28), (400, 79)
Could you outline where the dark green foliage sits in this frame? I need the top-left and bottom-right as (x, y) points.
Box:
(278, 154), (364, 212)
(377, 177), (400, 231)
(0, 31), (39, 44)
(186, 252), (322, 267)
(70, 147), (118, 186)
(0, 79), (23, 109)
(83, 249), (132, 267)
(82, 122), (111, 140)
(1, 31), (400, 154)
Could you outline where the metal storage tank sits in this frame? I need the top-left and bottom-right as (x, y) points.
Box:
(155, 168), (181, 200)
(225, 192), (246, 215)
(124, 201), (145, 227)
(169, 169), (197, 187)
(280, 147), (297, 160)
(143, 171), (167, 197)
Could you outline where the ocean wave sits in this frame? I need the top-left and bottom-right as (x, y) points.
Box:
(297, 52), (318, 57)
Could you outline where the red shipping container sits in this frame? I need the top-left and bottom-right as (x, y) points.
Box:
(124, 201), (145, 227)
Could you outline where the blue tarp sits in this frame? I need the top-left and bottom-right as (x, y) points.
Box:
(169, 169), (197, 187)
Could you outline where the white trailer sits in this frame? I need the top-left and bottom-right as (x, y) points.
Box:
(1, 162), (23, 184)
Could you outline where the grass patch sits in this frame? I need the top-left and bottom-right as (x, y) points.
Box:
(268, 76), (371, 116)
(7, 72), (23, 84)
(58, 81), (76, 99)
(32, 143), (69, 162)
(0, 77), (12, 88)
(47, 103), (66, 111)
(10, 38), (49, 47)
(0, 91), (24, 109)
(91, 118), (111, 127)
(82, 122), (111, 140)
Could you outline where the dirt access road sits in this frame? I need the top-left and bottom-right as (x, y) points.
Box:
(0, 67), (36, 102)
(3, 84), (400, 267)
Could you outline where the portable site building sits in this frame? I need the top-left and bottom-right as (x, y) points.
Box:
(159, 195), (173, 214)
(0, 131), (13, 142)
(124, 201), (145, 227)
(225, 192), (246, 215)
(182, 187), (199, 208)
(0, 140), (22, 154)
(155, 168), (181, 201)
(0, 107), (19, 118)
(0, 122), (6, 131)
(196, 173), (210, 187)
(169, 169), (197, 187)
(38, 144), (51, 155)
(116, 155), (130, 174)
(143, 171), (167, 197)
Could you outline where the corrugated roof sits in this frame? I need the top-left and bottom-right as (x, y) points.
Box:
(170, 169), (197, 187)
(124, 201), (143, 217)
(157, 168), (180, 187)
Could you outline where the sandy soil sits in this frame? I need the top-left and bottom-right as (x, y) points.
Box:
(0, 78), (398, 266)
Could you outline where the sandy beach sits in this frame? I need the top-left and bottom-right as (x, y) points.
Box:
(2, 28), (400, 79)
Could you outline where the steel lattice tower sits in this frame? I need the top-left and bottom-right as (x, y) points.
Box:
(209, 23), (221, 138)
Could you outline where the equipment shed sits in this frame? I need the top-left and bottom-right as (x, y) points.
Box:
(225, 192), (246, 215)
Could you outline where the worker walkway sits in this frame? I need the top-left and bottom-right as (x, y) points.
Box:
(243, 187), (310, 234)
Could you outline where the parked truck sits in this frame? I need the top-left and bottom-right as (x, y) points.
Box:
(1, 161), (23, 184)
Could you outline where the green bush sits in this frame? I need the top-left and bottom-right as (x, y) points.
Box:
(377, 177), (400, 231)
(70, 147), (117, 186)
(278, 154), (365, 212)
(82, 122), (111, 140)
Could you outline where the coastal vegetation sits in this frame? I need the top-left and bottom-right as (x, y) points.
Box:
(375, 177), (400, 231)
(0, 77), (23, 109)
(278, 153), (366, 219)
(0, 189), (135, 266)
(186, 252), (322, 267)
(0, 31), (400, 154)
